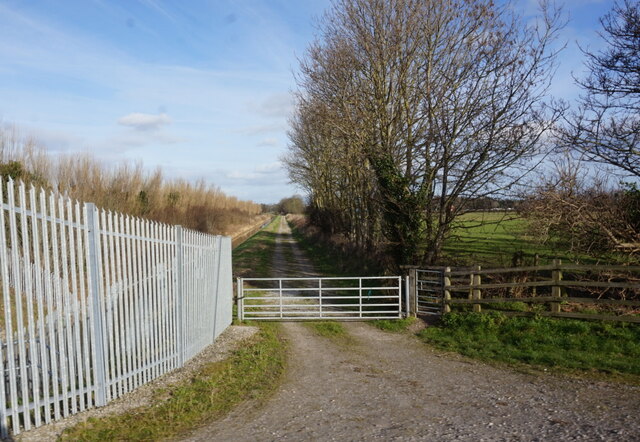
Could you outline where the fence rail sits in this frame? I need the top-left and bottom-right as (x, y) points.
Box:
(413, 262), (640, 322)
(0, 179), (232, 436)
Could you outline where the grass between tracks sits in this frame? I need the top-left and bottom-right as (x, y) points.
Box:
(63, 215), (287, 440)
(289, 217), (414, 334)
(303, 321), (355, 346)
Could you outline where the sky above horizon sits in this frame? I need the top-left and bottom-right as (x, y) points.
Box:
(0, 0), (615, 204)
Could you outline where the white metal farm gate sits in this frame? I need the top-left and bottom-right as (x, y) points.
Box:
(0, 179), (233, 436)
(416, 269), (444, 315)
(238, 276), (404, 320)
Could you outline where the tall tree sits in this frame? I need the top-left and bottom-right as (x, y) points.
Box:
(287, 0), (563, 267)
(561, 0), (640, 177)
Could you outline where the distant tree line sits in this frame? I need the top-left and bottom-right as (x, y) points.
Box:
(262, 195), (306, 215)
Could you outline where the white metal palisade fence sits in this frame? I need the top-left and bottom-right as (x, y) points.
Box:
(0, 178), (233, 436)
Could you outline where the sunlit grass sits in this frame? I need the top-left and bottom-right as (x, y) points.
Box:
(419, 312), (640, 383)
(303, 321), (354, 346)
(233, 216), (281, 278)
(371, 317), (417, 332)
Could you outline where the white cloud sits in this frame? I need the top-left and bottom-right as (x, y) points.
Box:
(225, 162), (282, 180)
(236, 123), (284, 136)
(110, 132), (183, 149)
(218, 162), (290, 203)
(252, 93), (293, 118)
(255, 162), (281, 173)
(4, 123), (87, 153)
(0, 1), (313, 203)
(117, 112), (172, 131)
(257, 137), (278, 147)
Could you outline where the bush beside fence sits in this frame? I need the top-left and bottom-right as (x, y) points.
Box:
(0, 179), (232, 436)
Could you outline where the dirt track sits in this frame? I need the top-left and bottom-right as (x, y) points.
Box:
(184, 217), (640, 441)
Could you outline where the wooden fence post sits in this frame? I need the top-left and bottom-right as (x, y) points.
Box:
(551, 259), (562, 313)
(473, 265), (482, 313)
(443, 267), (451, 314)
(532, 254), (539, 297)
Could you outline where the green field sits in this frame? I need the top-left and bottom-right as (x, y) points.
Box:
(442, 211), (605, 267)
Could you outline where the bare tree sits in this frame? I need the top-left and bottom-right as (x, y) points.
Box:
(287, 0), (564, 267)
(560, 0), (640, 177)
(523, 153), (640, 258)
(286, 40), (383, 251)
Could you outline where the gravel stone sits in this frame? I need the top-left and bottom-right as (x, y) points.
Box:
(184, 321), (640, 442)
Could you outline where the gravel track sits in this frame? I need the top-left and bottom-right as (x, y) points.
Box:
(185, 217), (640, 441)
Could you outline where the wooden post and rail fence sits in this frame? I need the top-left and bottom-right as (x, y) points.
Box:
(408, 262), (640, 323)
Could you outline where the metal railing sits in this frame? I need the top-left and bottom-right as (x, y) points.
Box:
(238, 276), (403, 320)
(0, 179), (233, 436)
(416, 269), (444, 315)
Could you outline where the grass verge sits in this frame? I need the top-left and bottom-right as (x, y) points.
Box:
(303, 321), (354, 346)
(62, 323), (286, 441)
(233, 215), (281, 278)
(419, 312), (640, 382)
(371, 317), (417, 333)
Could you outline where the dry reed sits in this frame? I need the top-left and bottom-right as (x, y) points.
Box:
(0, 124), (262, 235)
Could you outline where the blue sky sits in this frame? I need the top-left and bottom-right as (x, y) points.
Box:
(0, 0), (614, 204)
